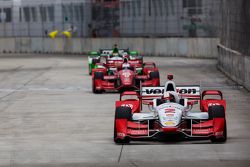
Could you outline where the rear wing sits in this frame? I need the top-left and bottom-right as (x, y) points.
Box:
(99, 49), (129, 56)
(141, 85), (200, 100)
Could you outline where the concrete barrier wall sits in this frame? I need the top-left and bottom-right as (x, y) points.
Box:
(218, 44), (250, 91)
(0, 37), (219, 58)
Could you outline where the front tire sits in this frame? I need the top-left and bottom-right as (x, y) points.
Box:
(114, 107), (132, 144)
(92, 72), (104, 94)
(88, 64), (92, 75)
(208, 105), (227, 143)
(211, 121), (227, 143)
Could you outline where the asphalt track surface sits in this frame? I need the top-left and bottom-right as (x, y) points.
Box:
(0, 54), (249, 167)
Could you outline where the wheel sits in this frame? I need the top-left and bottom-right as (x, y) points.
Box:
(156, 99), (164, 106)
(94, 72), (104, 80)
(208, 105), (227, 143)
(115, 78), (121, 88)
(210, 120), (227, 143)
(92, 58), (99, 64)
(92, 72), (104, 94)
(179, 99), (185, 106)
(88, 64), (92, 75)
(115, 106), (132, 120)
(92, 79), (98, 93)
(114, 107), (132, 144)
(149, 71), (160, 79)
(208, 105), (225, 120)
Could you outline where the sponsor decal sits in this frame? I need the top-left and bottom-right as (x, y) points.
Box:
(166, 114), (174, 116)
(121, 104), (133, 109)
(117, 133), (125, 137)
(122, 72), (131, 78)
(165, 108), (175, 113)
(193, 128), (212, 134)
(145, 88), (164, 95)
(215, 131), (224, 136)
(177, 88), (197, 94)
(129, 129), (148, 135)
(208, 103), (221, 106)
(165, 121), (175, 125)
(142, 86), (200, 96)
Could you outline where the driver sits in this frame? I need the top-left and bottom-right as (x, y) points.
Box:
(110, 44), (120, 58)
(112, 44), (119, 54)
(122, 58), (132, 70)
(162, 91), (179, 103)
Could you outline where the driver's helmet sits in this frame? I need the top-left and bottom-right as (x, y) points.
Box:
(122, 63), (131, 69)
(122, 52), (129, 59)
(122, 58), (131, 69)
(162, 92), (175, 103)
(112, 52), (119, 57)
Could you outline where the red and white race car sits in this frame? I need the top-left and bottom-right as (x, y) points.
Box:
(92, 62), (160, 93)
(105, 52), (143, 72)
(114, 75), (227, 143)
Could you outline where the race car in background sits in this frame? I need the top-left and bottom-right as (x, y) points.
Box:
(91, 61), (160, 93)
(114, 75), (227, 143)
(88, 49), (143, 75)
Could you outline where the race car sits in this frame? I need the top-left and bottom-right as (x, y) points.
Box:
(87, 49), (143, 75)
(91, 61), (160, 93)
(114, 75), (227, 143)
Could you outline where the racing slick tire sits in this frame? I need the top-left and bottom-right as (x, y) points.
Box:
(88, 64), (92, 75)
(92, 58), (99, 65)
(92, 72), (104, 94)
(208, 105), (227, 143)
(94, 72), (104, 80)
(115, 106), (132, 120)
(208, 105), (225, 119)
(89, 58), (100, 75)
(115, 78), (121, 89)
(149, 71), (160, 79)
(114, 106), (132, 144)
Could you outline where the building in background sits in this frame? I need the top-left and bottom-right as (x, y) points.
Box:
(0, 0), (220, 37)
(119, 0), (220, 37)
(0, 0), (15, 36)
(0, 0), (92, 37)
(91, 0), (120, 37)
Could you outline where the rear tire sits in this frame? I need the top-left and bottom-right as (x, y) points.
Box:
(92, 72), (104, 94)
(114, 107), (132, 144)
(149, 71), (159, 79)
(208, 105), (227, 143)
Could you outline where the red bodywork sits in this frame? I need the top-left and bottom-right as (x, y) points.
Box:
(114, 89), (227, 143)
(142, 62), (158, 74)
(106, 57), (143, 69)
(116, 91), (141, 112)
(92, 62), (160, 93)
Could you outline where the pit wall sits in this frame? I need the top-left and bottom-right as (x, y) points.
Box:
(0, 37), (218, 58)
(218, 44), (250, 91)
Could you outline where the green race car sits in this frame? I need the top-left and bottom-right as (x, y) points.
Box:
(87, 49), (142, 75)
(88, 51), (101, 75)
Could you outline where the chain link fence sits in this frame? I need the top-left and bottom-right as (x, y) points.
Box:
(0, 0), (220, 38)
(220, 0), (250, 55)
